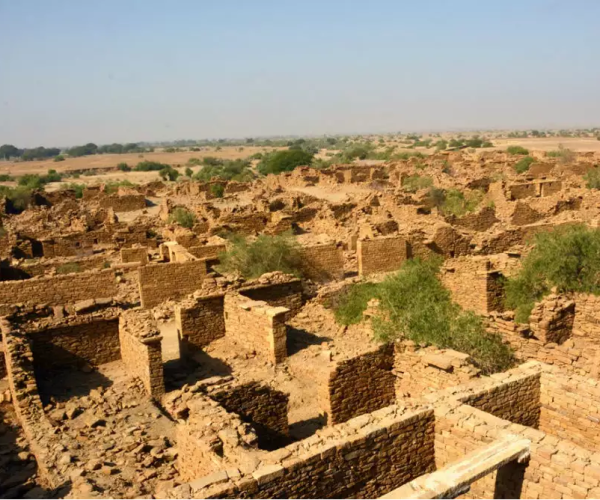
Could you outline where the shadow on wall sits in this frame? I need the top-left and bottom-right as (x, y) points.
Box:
(288, 414), (327, 441)
(286, 327), (332, 356)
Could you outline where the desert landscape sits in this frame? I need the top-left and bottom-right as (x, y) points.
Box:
(0, 130), (600, 499)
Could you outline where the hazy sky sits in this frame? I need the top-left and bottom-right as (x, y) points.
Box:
(1, 0), (599, 147)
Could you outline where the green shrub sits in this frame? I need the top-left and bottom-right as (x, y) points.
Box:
(440, 189), (483, 217)
(134, 160), (169, 172)
(117, 162), (131, 172)
(402, 175), (433, 192)
(584, 166), (600, 189)
(63, 183), (85, 198)
(507, 145), (529, 155)
(169, 207), (196, 229)
(159, 166), (180, 181)
(257, 150), (314, 175)
(56, 263), (82, 275)
(334, 258), (514, 374)
(210, 183), (225, 198)
(505, 225), (600, 323)
(546, 145), (575, 165)
(514, 156), (535, 174)
(0, 174), (13, 182)
(185, 167), (193, 177)
(53, 155), (65, 162)
(217, 233), (303, 279)
(0, 186), (33, 212)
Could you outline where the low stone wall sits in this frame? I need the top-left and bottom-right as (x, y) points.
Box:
(0, 268), (117, 310)
(459, 371), (541, 428)
(29, 318), (120, 371)
(175, 293), (225, 351)
(239, 279), (303, 319)
(188, 244), (226, 261)
(138, 260), (207, 308)
(119, 310), (164, 399)
(357, 236), (408, 276)
(325, 343), (395, 424)
(120, 247), (148, 264)
(99, 194), (147, 212)
(15, 253), (109, 278)
(441, 256), (504, 315)
(298, 243), (344, 282)
(210, 382), (289, 447)
(223, 294), (288, 364)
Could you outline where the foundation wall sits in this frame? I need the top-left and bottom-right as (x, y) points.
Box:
(298, 243), (344, 282)
(30, 318), (120, 371)
(357, 236), (408, 276)
(138, 260), (207, 308)
(326, 344), (395, 424)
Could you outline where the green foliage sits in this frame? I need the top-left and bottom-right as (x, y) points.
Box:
(584, 166), (600, 189)
(546, 145), (575, 165)
(442, 189), (483, 217)
(63, 183), (85, 198)
(0, 174), (13, 182)
(0, 186), (33, 212)
(505, 225), (600, 323)
(507, 145), (530, 155)
(257, 150), (314, 175)
(402, 175), (433, 192)
(334, 259), (513, 374)
(210, 183), (225, 198)
(117, 162), (131, 172)
(53, 155), (65, 162)
(0, 144), (21, 160)
(67, 143), (98, 157)
(20, 146), (61, 161)
(169, 207), (196, 229)
(134, 160), (170, 172)
(434, 140), (448, 151)
(159, 166), (180, 181)
(514, 156), (535, 174)
(217, 233), (303, 279)
(391, 151), (425, 161)
(56, 263), (82, 275)
(185, 167), (193, 177)
(18, 174), (44, 189)
(194, 159), (253, 182)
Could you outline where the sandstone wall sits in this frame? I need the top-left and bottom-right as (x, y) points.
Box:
(175, 293), (225, 351)
(239, 279), (303, 319)
(298, 243), (344, 282)
(99, 194), (147, 212)
(30, 318), (120, 371)
(223, 294), (288, 364)
(529, 295), (575, 344)
(188, 244), (226, 261)
(326, 343), (395, 424)
(357, 236), (408, 276)
(0, 268), (117, 309)
(138, 260), (207, 308)
(120, 247), (148, 264)
(16, 254), (109, 278)
(210, 382), (289, 447)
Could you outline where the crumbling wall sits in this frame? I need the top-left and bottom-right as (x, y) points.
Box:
(119, 310), (164, 399)
(357, 236), (408, 276)
(441, 257), (504, 314)
(120, 247), (148, 264)
(239, 279), (303, 319)
(223, 294), (288, 364)
(0, 268), (117, 310)
(529, 295), (575, 344)
(298, 243), (344, 282)
(99, 194), (147, 212)
(29, 318), (120, 371)
(450, 206), (499, 232)
(210, 382), (289, 447)
(138, 260), (207, 308)
(175, 293), (225, 351)
(325, 344), (395, 424)
(188, 244), (226, 261)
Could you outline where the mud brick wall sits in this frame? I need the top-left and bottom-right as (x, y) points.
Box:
(297, 243), (344, 282)
(29, 318), (120, 371)
(539, 370), (600, 452)
(16, 254), (109, 278)
(120, 247), (148, 264)
(138, 260), (207, 308)
(529, 295), (575, 344)
(441, 257), (504, 315)
(509, 182), (538, 200)
(450, 206), (499, 232)
(326, 344), (395, 424)
(239, 279), (303, 319)
(175, 293), (225, 351)
(188, 244), (226, 261)
(41, 234), (93, 258)
(223, 294), (288, 364)
(210, 382), (289, 447)
(188, 407), (436, 499)
(99, 194), (147, 212)
(119, 314), (164, 399)
(539, 179), (562, 196)
(459, 372), (541, 427)
(0, 268), (117, 308)
(357, 236), (408, 276)
(511, 201), (543, 226)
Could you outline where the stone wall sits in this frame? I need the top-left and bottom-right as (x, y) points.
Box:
(459, 372), (541, 427)
(120, 247), (149, 264)
(138, 260), (207, 308)
(188, 244), (226, 261)
(29, 318), (120, 371)
(99, 194), (147, 212)
(325, 343), (395, 424)
(239, 279), (303, 320)
(357, 236), (408, 276)
(441, 257), (504, 315)
(16, 253), (109, 278)
(223, 294), (288, 365)
(119, 310), (164, 399)
(529, 294), (575, 344)
(175, 293), (225, 351)
(0, 268), (117, 309)
(298, 243), (344, 282)
(210, 382), (289, 447)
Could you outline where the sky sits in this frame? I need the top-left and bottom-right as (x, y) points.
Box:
(1, 0), (599, 147)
